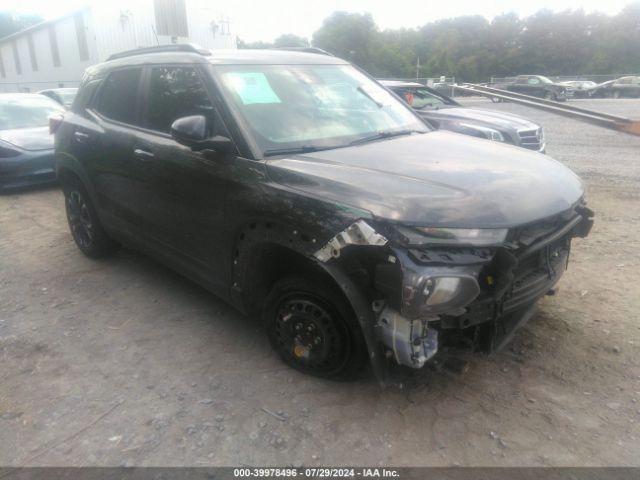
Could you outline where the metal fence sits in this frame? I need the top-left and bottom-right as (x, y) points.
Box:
(0, 80), (82, 93)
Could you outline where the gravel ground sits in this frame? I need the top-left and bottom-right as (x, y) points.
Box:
(1, 98), (639, 467)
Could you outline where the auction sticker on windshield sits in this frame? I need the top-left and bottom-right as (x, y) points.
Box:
(223, 72), (282, 105)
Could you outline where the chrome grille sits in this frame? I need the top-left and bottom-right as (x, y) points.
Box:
(518, 127), (545, 151)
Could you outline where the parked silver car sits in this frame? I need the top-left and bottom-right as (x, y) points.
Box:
(382, 80), (546, 153)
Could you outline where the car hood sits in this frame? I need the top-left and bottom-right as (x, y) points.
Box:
(266, 131), (583, 229)
(417, 107), (539, 131)
(0, 127), (53, 151)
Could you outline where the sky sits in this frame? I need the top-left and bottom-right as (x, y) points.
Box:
(4, 0), (634, 42)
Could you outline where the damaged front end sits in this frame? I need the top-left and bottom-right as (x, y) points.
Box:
(314, 203), (594, 384)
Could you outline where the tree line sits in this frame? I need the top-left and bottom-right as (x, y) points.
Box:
(239, 3), (640, 82)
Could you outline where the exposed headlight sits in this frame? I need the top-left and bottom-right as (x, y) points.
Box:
(457, 123), (506, 142)
(402, 273), (480, 316)
(397, 226), (508, 247)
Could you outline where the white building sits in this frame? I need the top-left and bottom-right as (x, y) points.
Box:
(0, 0), (236, 92)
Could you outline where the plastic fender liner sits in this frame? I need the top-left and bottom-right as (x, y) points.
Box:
(317, 260), (393, 387)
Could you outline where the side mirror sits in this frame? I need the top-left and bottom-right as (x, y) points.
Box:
(170, 115), (234, 153)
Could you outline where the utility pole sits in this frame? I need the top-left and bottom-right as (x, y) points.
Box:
(416, 57), (420, 80)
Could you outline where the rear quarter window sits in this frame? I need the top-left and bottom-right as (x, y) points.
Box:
(94, 68), (143, 124)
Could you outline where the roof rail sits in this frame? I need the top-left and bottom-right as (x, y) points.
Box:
(107, 44), (211, 61)
(275, 47), (334, 56)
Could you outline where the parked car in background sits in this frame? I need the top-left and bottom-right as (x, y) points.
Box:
(38, 88), (78, 109)
(590, 76), (640, 98)
(54, 46), (592, 383)
(561, 80), (597, 98)
(382, 80), (546, 152)
(0, 93), (64, 190)
(493, 75), (572, 101)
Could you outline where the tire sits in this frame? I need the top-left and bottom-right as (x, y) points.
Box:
(263, 276), (367, 381)
(544, 91), (556, 101)
(62, 177), (119, 258)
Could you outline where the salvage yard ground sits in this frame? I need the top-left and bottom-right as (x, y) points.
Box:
(1, 98), (639, 466)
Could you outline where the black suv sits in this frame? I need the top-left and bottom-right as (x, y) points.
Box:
(54, 45), (593, 385)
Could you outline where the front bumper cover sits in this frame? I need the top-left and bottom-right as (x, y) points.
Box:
(372, 204), (594, 370)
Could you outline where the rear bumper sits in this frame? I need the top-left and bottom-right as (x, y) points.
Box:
(0, 152), (56, 190)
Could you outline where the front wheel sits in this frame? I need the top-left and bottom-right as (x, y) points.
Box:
(263, 276), (367, 381)
(63, 180), (119, 258)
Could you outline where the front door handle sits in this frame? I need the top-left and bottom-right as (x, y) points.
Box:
(133, 148), (155, 160)
(74, 131), (90, 142)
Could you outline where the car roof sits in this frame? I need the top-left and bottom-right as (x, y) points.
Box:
(379, 80), (425, 88)
(39, 88), (78, 93)
(0, 93), (61, 102)
(87, 48), (348, 77)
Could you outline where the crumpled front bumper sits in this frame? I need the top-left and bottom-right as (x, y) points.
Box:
(372, 204), (594, 370)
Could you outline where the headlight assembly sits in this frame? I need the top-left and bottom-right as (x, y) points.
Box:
(456, 123), (506, 142)
(396, 226), (508, 247)
(402, 272), (481, 316)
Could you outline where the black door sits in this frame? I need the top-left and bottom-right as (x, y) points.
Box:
(86, 67), (147, 233)
(132, 65), (231, 290)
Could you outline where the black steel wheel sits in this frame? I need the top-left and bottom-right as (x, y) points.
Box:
(63, 179), (118, 258)
(264, 276), (367, 380)
(66, 190), (94, 250)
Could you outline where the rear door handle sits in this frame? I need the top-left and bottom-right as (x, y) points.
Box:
(133, 148), (155, 160)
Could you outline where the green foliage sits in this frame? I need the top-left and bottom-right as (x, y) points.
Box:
(0, 11), (42, 39)
(311, 4), (640, 81)
(273, 34), (309, 48)
(238, 34), (309, 49)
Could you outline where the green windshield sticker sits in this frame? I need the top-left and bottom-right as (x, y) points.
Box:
(225, 72), (281, 105)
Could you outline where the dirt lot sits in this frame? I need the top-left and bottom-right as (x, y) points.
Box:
(1, 99), (639, 467)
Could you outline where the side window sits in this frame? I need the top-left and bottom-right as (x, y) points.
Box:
(95, 68), (142, 124)
(73, 79), (100, 113)
(527, 78), (540, 85)
(145, 66), (213, 133)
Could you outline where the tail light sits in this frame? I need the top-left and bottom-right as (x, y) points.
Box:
(49, 114), (64, 135)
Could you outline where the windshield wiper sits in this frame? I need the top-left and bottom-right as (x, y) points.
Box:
(263, 145), (340, 157)
(348, 129), (423, 147)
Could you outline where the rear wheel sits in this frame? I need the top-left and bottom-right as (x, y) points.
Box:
(263, 276), (367, 380)
(62, 179), (118, 258)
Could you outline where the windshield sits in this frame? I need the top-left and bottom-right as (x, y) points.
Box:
(0, 95), (63, 130)
(391, 86), (451, 109)
(538, 76), (554, 84)
(214, 64), (428, 156)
